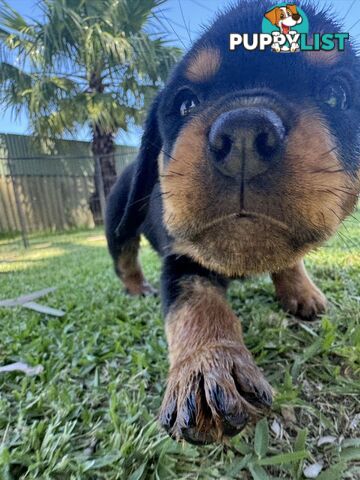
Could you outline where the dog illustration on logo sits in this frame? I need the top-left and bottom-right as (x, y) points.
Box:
(264, 4), (303, 52)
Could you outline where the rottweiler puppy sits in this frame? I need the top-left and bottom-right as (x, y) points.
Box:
(106, 0), (360, 445)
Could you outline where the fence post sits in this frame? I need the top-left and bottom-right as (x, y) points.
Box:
(94, 155), (106, 224)
(8, 157), (29, 248)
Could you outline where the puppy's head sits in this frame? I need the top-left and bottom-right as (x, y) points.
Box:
(122, 1), (360, 277)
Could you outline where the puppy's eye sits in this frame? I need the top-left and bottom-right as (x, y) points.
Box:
(180, 97), (198, 116)
(320, 81), (350, 110)
(174, 89), (200, 116)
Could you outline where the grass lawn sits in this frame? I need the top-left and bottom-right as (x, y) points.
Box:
(0, 213), (359, 480)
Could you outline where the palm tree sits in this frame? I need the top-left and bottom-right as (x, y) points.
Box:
(0, 0), (180, 213)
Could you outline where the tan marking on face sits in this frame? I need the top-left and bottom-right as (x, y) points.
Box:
(304, 28), (342, 65)
(284, 110), (358, 232)
(161, 112), (306, 275)
(160, 117), (211, 233)
(306, 49), (341, 66)
(185, 48), (221, 83)
(160, 116), (241, 259)
(161, 106), (359, 277)
(172, 227), (312, 277)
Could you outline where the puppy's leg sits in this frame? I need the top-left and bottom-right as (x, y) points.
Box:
(159, 255), (272, 444)
(105, 163), (155, 296)
(115, 236), (156, 296)
(271, 260), (327, 320)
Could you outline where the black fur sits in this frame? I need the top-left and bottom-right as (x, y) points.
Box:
(107, 95), (162, 247)
(106, 0), (360, 321)
(160, 255), (229, 314)
(105, 0), (360, 445)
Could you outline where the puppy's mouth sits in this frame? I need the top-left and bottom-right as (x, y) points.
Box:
(173, 210), (311, 276)
(192, 211), (292, 236)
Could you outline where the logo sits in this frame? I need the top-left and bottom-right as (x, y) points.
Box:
(262, 3), (308, 52)
(229, 3), (349, 53)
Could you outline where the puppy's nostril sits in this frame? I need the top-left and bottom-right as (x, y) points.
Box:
(209, 134), (232, 162)
(255, 131), (279, 159)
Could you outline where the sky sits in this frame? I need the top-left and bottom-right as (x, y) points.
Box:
(2, 0), (360, 146)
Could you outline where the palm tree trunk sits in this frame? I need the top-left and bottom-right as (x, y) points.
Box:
(88, 72), (117, 224)
(91, 124), (117, 197)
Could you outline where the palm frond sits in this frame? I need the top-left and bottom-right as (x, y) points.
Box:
(0, 0), (182, 142)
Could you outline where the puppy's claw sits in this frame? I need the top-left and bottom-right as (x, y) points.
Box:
(159, 397), (177, 432)
(179, 391), (197, 429)
(208, 384), (248, 435)
(160, 347), (272, 444)
(280, 289), (327, 320)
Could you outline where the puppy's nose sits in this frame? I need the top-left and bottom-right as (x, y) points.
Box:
(208, 108), (285, 179)
(292, 13), (300, 21)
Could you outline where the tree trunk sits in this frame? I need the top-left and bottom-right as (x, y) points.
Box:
(91, 124), (117, 197)
(88, 72), (117, 224)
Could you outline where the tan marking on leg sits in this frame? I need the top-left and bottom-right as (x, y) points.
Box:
(117, 237), (155, 296)
(185, 48), (221, 83)
(271, 260), (327, 319)
(165, 278), (243, 366)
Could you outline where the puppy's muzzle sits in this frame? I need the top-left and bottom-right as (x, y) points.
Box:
(208, 108), (286, 180)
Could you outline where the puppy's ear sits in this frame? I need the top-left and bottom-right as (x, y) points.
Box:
(287, 4), (298, 15)
(264, 7), (279, 25)
(114, 94), (162, 242)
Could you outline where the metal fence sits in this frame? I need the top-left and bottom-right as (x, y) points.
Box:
(0, 149), (137, 246)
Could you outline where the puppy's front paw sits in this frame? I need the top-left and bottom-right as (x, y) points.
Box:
(159, 344), (272, 444)
(272, 262), (327, 320)
(277, 283), (327, 320)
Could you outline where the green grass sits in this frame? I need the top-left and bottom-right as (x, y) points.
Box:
(0, 213), (359, 480)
